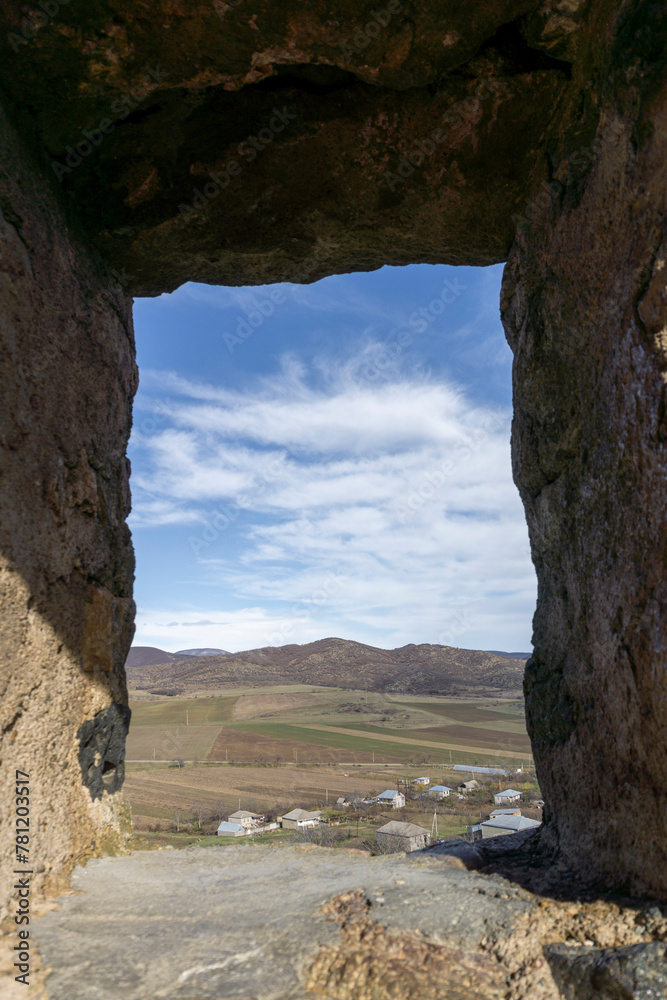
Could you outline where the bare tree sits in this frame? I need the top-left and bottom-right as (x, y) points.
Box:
(173, 809), (184, 832)
(170, 757), (185, 769)
(213, 802), (227, 823)
(190, 803), (206, 830)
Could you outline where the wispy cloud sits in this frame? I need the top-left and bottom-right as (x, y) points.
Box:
(130, 353), (535, 652)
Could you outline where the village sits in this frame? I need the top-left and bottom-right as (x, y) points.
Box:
(206, 765), (544, 855)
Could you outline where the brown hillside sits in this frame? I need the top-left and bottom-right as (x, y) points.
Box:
(125, 638), (527, 696)
(126, 646), (177, 668)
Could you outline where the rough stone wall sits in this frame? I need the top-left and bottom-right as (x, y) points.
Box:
(0, 0), (575, 295)
(502, 0), (667, 895)
(0, 103), (136, 917)
(0, 0), (666, 908)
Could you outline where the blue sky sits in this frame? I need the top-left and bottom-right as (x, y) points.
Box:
(129, 263), (536, 653)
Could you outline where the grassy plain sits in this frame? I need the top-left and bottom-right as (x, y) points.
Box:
(125, 724), (222, 761)
(130, 696), (238, 726)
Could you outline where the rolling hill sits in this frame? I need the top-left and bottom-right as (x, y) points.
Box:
(175, 648), (230, 656)
(125, 638), (527, 696)
(126, 646), (178, 668)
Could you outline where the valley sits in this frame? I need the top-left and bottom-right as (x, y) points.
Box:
(125, 681), (532, 843)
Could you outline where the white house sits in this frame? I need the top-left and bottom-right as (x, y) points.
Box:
(216, 820), (246, 837)
(427, 785), (452, 800)
(228, 809), (264, 829)
(493, 788), (522, 805)
(458, 780), (479, 793)
(414, 776), (430, 786)
(280, 808), (322, 830)
(376, 790), (405, 808)
(481, 815), (541, 839)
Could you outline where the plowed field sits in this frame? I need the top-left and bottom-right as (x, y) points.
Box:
(206, 727), (398, 764)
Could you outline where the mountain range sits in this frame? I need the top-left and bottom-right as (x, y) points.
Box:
(125, 638), (528, 696)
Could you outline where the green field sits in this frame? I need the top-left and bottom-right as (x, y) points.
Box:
(396, 700), (525, 725)
(337, 721), (530, 752)
(125, 724), (223, 761)
(223, 720), (529, 765)
(227, 720), (424, 762)
(130, 696), (238, 727)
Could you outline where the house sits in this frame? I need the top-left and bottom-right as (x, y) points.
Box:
(376, 820), (431, 853)
(335, 796), (349, 808)
(280, 808), (322, 830)
(376, 790), (406, 808)
(427, 784), (452, 799)
(493, 788), (522, 805)
(481, 815), (541, 839)
(216, 820), (246, 837)
(489, 807), (521, 818)
(228, 809), (264, 829)
(414, 776), (430, 786)
(457, 780), (479, 793)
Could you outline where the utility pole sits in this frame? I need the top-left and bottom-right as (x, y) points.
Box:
(430, 809), (438, 839)
(226, 748), (228, 761)
(326, 788), (328, 804)
(372, 751), (375, 764)
(186, 710), (189, 726)
(153, 748), (155, 760)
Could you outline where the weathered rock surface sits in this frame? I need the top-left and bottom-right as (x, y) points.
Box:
(546, 941), (667, 1000)
(0, 1), (580, 295)
(501, 0), (667, 896)
(25, 844), (667, 1000)
(0, 101), (136, 915)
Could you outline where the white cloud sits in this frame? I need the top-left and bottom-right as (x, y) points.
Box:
(128, 494), (203, 529)
(133, 605), (346, 653)
(136, 365), (500, 456)
(130, 356), (535, 652)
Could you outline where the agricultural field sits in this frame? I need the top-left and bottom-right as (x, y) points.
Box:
(335, 722), (530, 753)
(125, 725), (222, 762)
(129, 695), (238, 727)
(126, 685), (530, 767)
(124, 684), (534, 839)
(125, 762), (393, 822)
